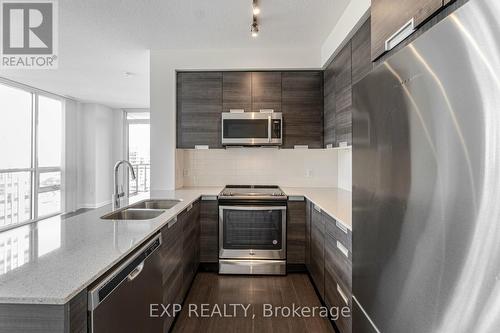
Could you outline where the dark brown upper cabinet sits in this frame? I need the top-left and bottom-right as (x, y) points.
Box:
(222, 72), (252, 113)
(352, 17), (373, 85)
(251, 72), (282, 112)
(334, 42), (353, 147)
(371, 0), (443, 60)
(323, 60), (336, 148)
(282, 71), (324, 148)
(176, 72), (223, 148)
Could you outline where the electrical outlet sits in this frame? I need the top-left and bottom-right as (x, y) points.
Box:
(306, 169), (313, 178)
(183, 169), (189, 177)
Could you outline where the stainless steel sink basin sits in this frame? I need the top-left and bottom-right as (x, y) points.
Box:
(128, 199), (181, 210)
(101, 208), (165, 220)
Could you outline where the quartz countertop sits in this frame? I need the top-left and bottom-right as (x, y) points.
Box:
(0, 186), (351, 305)
(282, 187), (352, 230)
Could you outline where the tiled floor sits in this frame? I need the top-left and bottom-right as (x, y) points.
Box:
(172, 272), (335, 333)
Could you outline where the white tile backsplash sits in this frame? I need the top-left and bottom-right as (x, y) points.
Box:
(337, 148), (352, 191)
(180, 148), (339, 188)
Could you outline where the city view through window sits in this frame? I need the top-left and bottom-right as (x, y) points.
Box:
(0, 83), (62, 229)
(127, 112), (150, 195)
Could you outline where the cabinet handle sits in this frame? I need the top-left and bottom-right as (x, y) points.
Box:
(385, 18), (415, 52)
(336, 221), (348, 234)
(187, 204), (193, 212)
(313, 204), (322, 213)
(336, 241), (349, 258)
(169, 217), (178, 227)
(337, 284), (349, 305)
(268, 116), (272, 143)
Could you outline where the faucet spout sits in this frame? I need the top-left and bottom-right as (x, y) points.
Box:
(112, 160), (137, 209)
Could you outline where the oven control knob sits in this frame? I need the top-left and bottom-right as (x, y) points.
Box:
(249, 251), (255, 255)
(272, 240), (278, 245)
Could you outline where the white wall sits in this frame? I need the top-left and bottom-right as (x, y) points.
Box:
(181, 149), (338, 188)
(74, 103), (124, 209)
(150, 48), (322, 191)
(321, 0), (371, 67)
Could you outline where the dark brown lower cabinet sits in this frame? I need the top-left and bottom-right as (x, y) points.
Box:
(310, 204), (325, 299)
(305, 200), (312, 268)
(200, 197), (218, 263)
(160, 213), (184, 332)
(287, 198), (306, 264)
(305, 201), (353, 333)
(181, 200), (201, 298)
(325, 229), (352, 333)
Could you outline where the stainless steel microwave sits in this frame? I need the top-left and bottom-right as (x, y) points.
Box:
(221, 111), (283, 146)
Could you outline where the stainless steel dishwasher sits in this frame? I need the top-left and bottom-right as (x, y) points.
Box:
(89, 234), (163, 333)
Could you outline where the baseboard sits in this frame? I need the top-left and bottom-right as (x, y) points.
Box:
(286, 263), (307, 273)
(198, 262), (218, 272)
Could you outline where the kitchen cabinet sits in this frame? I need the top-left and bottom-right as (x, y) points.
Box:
(323, 60), (336, 148)
(181, 200), (201, 298)
(160, 213), (184, 332)
(324, 213), (352, 333)
(282, 72), (324, 148)
(200, 196), (218, 263)
(251, 72), (282, 112)
(287, 198), (306, 264)
(0, 291), (88, 333)
(310, 204), (325, 299)
(176, 72), (223, 148)
(371, 0), (443, 60)
(222, 72), (252, 112)
(352, 17), (373, 85)
(305, 200), (312, 268)
(334, 42), (353, 147)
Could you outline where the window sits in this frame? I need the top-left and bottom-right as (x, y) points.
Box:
(126, 111), (150, 195)
(0, 82), (63, 230)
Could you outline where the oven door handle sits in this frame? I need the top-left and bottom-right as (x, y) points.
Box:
(219, 205), (287, 211)
(268, 116), (272, 143)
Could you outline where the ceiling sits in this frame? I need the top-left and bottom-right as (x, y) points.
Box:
(0, 0), (350, 108)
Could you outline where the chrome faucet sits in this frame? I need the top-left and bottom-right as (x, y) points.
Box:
(112, 160), (136, 209)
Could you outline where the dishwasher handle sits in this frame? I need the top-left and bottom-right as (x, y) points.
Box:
(88, 234), (162, 311)
(127, 262), (144, 281)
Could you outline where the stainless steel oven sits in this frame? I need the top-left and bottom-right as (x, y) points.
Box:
(218, 185), (287, 275)
(221, 111), (282, 146)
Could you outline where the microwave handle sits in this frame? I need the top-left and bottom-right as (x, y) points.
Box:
(268, 116), (272, 143)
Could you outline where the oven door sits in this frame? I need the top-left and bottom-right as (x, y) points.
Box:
(221, 112), (282, 145)
(219, 205), (286, 260)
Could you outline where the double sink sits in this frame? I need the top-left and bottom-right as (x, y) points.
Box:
(101, 199), (181, 220)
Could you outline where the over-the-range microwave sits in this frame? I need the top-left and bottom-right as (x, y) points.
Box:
(221, 111), (282, 146)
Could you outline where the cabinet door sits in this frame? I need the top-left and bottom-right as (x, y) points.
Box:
(251, 72), (282, 112)
(282, 72), (323, 148)
(177, 72), (223, 148)
(200, 197), (218, 263)
(160, 218), (183, 332)
(334, 42), (352, 147)
(325, 231), (352, 333)
(287, 199), (306, 264)
(352, 17), (373, 85)
(223, 72), (252, 112)
(305, 201), (312, 268)
(310, 204), (325, 299)
(371, 0), (443, 60)
(181, 201), (200, 298)
(323, 61), (336, 148)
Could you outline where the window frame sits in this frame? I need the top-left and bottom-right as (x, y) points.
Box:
(0, 80), (64, 232)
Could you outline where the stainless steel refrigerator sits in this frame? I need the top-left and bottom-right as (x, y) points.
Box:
(352, 0), (500, 332)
